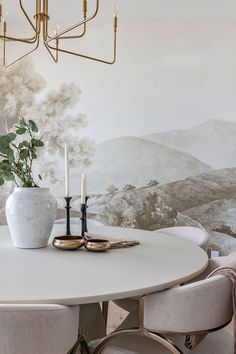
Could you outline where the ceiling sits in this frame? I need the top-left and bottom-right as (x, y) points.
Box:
(3, 0), (236, 26)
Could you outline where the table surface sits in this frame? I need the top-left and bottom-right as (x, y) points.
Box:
(0, 224), (208, 305)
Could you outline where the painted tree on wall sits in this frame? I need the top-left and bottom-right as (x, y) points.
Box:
(0, 59), (45, 132)
(22, 81), (94, 188)
(0, 58), (94, 221)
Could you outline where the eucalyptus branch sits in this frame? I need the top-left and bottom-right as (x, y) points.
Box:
(0, 117), (44, 187)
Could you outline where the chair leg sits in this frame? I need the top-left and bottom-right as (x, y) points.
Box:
(93, 328), (183, 354)
(102, 301), (109, 330)
(70, 335), (89, 354)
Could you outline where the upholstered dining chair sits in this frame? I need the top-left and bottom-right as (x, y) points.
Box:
(89, 273), (234, 354)
(113, 226), (210, 314)
(157, 226), (210, 251)
(0, 304), (88, 354)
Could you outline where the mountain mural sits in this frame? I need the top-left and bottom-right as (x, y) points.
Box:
(158, 167), (236, 213)
(143, 119), (236, 169)
(83, 136), (212, 194)
(71, 167), (236, 227)
(70, 167), (236, 254)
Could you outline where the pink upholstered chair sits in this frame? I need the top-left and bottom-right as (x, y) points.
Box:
(0, 304), (87, 354)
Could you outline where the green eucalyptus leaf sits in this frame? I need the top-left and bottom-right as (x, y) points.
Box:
(19, 141), (29, 149)
(16, 128), (26, 135)
(31, 138), (44, 147)
(38, 174), (42, 181)
(0, 178), (4, 186)
(0, 135), (10, 147)
(2, 171), (14, 181)
(7, 133), (16, 142)
(0, 146), (14, 157)
(1, 164), (11, 172)
(19, 149), (29, 160)
(1, 159), (10, 165)
(32, 153), (37, 159)
(28, 120), (38, 132)
(19, 117), (26, 127)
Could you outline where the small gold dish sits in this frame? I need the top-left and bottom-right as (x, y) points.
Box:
(52, 236), (85, 250)
(85, 238), (110, 252)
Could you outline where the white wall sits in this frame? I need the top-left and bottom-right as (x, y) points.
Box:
(2, 0), (236, 143)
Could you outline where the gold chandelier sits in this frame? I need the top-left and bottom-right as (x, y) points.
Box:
(0, 0), (118, 68)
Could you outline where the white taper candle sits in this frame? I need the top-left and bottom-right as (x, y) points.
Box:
(81, 174), (87, 204)
(64, 144), (69, 197)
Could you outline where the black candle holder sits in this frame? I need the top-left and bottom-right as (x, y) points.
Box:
(81, 196), (89, 237)
(52, 196), (85, 250)
(64, 196), (72, 236)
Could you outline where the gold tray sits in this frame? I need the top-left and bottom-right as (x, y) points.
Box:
(52, 236), (85, 250)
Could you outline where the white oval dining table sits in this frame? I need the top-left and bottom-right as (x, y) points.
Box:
(0, 224), (208, 305)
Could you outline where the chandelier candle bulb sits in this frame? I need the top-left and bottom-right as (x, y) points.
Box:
(83, 0), (87, 14)
(113, 5), (118, 30)
(114, 5), (118, 17)
(2, 10), (8, 22)
(2, 10), (7, 33)
(81, 174), (87, 204)
(36, 0), (40, 15)
(64, 144), (70, 197)
(54, 23), (60, 35)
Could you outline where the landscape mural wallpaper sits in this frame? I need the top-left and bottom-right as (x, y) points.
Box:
(1, 0), (236, 255)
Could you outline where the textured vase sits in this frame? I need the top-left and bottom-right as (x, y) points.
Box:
(6, 188), (57, 249)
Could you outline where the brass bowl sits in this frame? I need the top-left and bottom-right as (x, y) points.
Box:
(85, 239), (110, 252)
(52, 236), (85, 250)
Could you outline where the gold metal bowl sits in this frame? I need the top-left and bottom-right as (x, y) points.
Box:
(85, 239), (110, 252)
(52, 236), (85, 250)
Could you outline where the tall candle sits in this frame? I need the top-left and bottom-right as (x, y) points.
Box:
(81, 174), (87, 204)
(64, 144), (69, 197)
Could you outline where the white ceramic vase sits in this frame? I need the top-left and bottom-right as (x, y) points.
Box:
(6, 188), (57, 249)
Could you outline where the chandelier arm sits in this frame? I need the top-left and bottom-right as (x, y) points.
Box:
(43, 41), (58, 63)
(0, 34), (38, 44)
(19, 0), (38, 34)
(55, 23), (87, 40)
(3, 35), (40, 68)
(46, 0), (99, 44)
(46, 29), (117, 65)
(0, 0), (39, 44)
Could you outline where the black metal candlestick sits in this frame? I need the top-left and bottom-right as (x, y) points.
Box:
(81, 196), (89, 237)
(65, 196), (72, 236)
(52, 196), (84, 249)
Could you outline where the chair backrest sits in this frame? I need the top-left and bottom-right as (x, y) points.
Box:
(159, 226), (209, 251)
(144, 275), (233, 333)
(0, 304), (80, 354)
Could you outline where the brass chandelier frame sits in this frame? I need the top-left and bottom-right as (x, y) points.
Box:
(0, 0), (118, 68)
